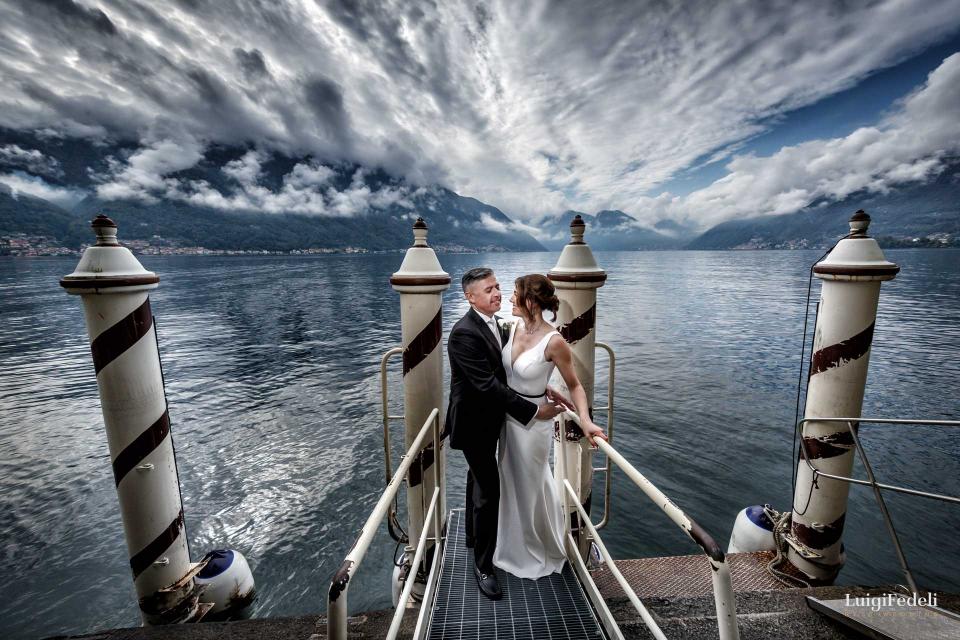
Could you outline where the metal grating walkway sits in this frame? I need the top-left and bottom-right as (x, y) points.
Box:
(427, 509), (605, 640)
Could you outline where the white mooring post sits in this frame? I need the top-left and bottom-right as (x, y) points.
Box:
(787, 210), (899, 582)
(389, 217), (451, 595)
(60, 215), (203, 624)
(548, 214), (607, 559)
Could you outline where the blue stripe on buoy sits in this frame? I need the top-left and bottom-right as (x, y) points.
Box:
(198, 549), (234, 579)
(745, 505), (774, 531)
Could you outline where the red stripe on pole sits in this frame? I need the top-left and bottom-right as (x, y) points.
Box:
(91, 298), (153, 374)
(809, 322), (874, 377)
(402, 307), (442, 375)
(112, 410), (170, 486)
(792, 512), (846, 549)
(559, 304), (595, 344)
(130, 509), (184, 579)
(801, 430), (855, 460)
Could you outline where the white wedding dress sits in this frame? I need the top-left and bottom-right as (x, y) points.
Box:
(493, 321), (567, 579)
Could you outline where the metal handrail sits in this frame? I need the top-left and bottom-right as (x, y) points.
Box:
(327, 408), (442, 640)
(559, 410), (740, 640)
(795, 417), (960, 596)
(380, 347), (405, 541)
(795, 418), (960, 504)
(564, 527), (629, 640)
(380, 346), (404, 485)
(593, 341), (615, 530)
(411, 506), (445, 639)
(388, 486), (440, 639)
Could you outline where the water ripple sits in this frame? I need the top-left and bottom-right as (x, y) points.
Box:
(0, 250), (958, 638)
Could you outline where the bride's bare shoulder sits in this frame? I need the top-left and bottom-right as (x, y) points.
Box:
(543, 331), (568, 360)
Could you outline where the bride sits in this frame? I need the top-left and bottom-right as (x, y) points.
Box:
(494, 274), (606, 580)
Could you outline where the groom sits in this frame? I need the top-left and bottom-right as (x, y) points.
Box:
(445, 267), (564, 600)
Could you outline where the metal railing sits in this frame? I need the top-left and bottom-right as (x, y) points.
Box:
(795, 417), (960, 595)
(380, 347), (407, 541)
(592, 341), (615, 530)
(327, 408), (444, 640)
(558, 410), (741, 640)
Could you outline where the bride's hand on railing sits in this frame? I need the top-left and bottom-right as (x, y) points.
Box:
(582, 418), (607, 448)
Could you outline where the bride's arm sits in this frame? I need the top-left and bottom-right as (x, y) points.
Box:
(546, 336), (607, 445)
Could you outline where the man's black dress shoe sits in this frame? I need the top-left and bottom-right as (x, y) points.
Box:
(474, 565), (502, 600)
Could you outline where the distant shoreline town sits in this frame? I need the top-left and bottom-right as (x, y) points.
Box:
(0, 233), (499, 257)
(1, 231), (955, 257)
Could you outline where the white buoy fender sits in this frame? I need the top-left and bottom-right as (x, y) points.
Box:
(727, 505), (776, 554)
(195, 549), (256, 614)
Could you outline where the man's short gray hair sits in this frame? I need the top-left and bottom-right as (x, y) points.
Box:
(461, 267), (494, 293)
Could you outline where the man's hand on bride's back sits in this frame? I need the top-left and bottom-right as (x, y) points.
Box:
(535, 402), (564, 420)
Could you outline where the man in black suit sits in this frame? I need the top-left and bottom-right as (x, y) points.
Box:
(445, 267), (564, 600)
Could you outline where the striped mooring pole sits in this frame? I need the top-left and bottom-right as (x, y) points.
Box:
(548, 215), (607, 559)
(786, 211), (899, 582)
(389, 218), (451, 583)
(61, 215), (204, 624)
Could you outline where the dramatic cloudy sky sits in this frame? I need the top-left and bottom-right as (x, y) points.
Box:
(1, 0), (960, 229)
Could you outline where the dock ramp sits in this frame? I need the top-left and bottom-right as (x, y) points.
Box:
(426, 510), (604, 639)
(326, 408), (741, 640)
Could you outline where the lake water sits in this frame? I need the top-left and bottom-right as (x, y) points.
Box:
(1, 248), (958, 638)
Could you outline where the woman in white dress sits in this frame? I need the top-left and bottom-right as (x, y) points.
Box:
(493, 274), (606, 580)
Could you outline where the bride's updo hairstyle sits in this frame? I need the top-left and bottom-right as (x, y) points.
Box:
(514, 274), (560, 322)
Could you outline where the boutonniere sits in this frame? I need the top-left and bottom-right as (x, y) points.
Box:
(495, 317), (515, 332)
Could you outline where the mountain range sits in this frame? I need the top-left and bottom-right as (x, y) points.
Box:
(534, 209), (690, 251)
(688, 160), (960, 250)
(1, 129), (957, 253)
(0, 129), (547, 252)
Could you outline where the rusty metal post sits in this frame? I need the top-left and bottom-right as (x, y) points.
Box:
(548, 215), (606, 559)
(389, 218), (451, 594)
(60, 215), (203, 624)
(786, 211), (899, 582)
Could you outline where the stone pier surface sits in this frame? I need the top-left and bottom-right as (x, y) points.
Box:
(46, 584), (960, 640)
(45, 609), (417, 640)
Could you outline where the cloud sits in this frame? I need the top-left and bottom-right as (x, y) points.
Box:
(283, 161), (336, 190)
(96, 137), (204, 203)
(28, 0), (117, 37)
(302, 75), (352, 150)
(477, 212), (508, 234)
(233, 48), (269, 80)
(0, 171), (86, 208)
(96, 143), (416, 217)
(0, 0), (959, 224)
(645, 53), (960, 229)
(0, 144), (63, 178)
(222, 150), (265, 186)
(477, 212), (542, 238)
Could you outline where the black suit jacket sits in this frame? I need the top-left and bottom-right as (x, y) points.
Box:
(444, 308), (538, 451)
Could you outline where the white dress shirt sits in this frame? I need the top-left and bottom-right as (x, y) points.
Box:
(474, 309), (502, 348)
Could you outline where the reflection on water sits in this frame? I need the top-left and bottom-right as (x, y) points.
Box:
(0, 249), (957, 638)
